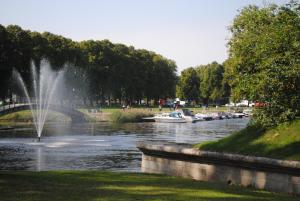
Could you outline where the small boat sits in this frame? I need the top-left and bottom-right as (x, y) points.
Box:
(141, 117), (155, 122)
(231, 112), (245, 118)
(220, 112), (231, 119)
(179, 109), (202, 123)
(210, 112), (223, 120)
(195, 113), (213, 121)
(153, 112), (186, 123)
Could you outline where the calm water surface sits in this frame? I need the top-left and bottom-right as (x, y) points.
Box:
(0, 119), (248, 171)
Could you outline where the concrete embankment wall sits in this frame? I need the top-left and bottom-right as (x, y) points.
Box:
(137, 143), (300, 195)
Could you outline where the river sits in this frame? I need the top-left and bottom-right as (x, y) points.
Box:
(0, 118), (248, 171)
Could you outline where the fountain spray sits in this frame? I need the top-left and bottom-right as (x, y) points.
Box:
(14, 60), (64, 142)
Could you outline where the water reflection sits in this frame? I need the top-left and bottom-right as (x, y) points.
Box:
(0, 119), (248, 171)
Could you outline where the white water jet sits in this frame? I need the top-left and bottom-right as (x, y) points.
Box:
(14, 60), (64, 141)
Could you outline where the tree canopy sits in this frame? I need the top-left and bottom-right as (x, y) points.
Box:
(0, 24), (177, 106)
(176, 67), (200, 103)
(227, 2), (300, 126)
(176, 62), (230, 106)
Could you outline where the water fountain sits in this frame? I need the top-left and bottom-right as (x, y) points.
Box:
(14, 60), (64, 141)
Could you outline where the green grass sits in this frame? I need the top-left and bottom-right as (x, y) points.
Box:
(110, 109), (154, 123)
(78, 108), (120, 113)
(0, 110), (71, 122)
(78, 106), (233, 114)
(194, 119), (300, 161)
(0, 171), (299, 201)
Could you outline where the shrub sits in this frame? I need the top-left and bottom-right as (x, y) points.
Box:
(110, 109), (153, 123)
(251, 106), (297, 128)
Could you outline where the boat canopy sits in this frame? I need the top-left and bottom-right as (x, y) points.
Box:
(169, 112), (183, 118)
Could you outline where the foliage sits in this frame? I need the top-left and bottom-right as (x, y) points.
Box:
(194, 119), (300, 161)
(110, 109), (153, 123)
(176, 62), (229, 105)
(0, 24), (177, 105)
(197, 62), (229, 105)
(0, 171), (299, 201)
(227, 2), (300, 126)
(176, 67), (200, 102)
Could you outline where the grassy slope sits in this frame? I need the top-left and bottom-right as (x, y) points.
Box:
(0, 171), (299, 201)
(0, 110), (71, 122)
(194, 119), (300, 161)
(110, 109), (154, 123)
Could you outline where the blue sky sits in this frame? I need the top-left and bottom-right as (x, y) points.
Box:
(0, 0), (290, 72)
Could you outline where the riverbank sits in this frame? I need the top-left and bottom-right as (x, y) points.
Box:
(0, 171), (298, 201)
(0, 110), (71, 123)
(194, 119), (300, 161)
(0, 106), (241, 124)
(57, 106), (239, 123)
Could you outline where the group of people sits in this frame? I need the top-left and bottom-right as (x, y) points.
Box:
(159, 99), (180, 111)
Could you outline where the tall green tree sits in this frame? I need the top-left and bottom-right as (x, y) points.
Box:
(196, 62), (226, 105)
(0, 25), (12, 101)
(227, 2), (300, 126)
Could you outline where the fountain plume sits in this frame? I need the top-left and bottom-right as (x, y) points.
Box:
(14, 60), (64, 141)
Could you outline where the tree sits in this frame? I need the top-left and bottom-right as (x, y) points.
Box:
(42, 32), (77, 70)
(196, 62), (226, 105)
(0, 25), (12, 101)
(227, 2), (300, 126)
(176, 67), (200, 103)
(30, 31), (48, 68)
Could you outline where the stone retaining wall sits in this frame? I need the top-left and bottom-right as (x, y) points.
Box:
(137, 143), (300, 194)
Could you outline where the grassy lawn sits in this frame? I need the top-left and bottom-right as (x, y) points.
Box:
(0, 171), (299, 201)
(0, 110), (71, 122)
(194, 119), (300, 161)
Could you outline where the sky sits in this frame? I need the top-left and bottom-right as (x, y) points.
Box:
(0, 0), (290, 72)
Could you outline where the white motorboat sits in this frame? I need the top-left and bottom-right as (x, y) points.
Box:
(153, 112), (186, 123)
(195, 113), (213, 121)
(180, 109), (202, 123)
(210, 112), (224, 120)
(231, 112), (245, 118)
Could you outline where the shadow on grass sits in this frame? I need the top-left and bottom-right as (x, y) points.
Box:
(257, 141), (300, 160)
(0, 171), (299, 201)
(198, 125), (265, 152)
(198, 123), (300, 161)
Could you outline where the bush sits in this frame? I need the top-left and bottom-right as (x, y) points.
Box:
(251, 105), (296, 128)
(110, 109), (153, 123)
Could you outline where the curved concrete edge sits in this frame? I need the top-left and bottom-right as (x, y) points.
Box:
(137, 142), (300, 170)
(137, 142), (300, 195)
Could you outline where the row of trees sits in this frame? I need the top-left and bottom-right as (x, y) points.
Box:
(0, 25), (177, 105)
(0, 24), (232, 108)
(176, 62), (230, 106)
(1, 0), (299, 126)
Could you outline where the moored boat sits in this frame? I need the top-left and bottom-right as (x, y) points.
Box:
(180, 109), (202, 123)
(195, 113), (213, 121)
(153, 112), (186, 123)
